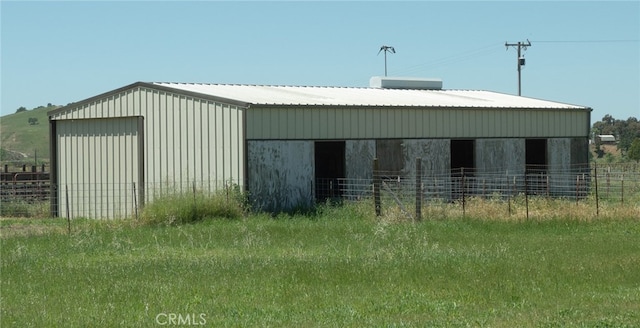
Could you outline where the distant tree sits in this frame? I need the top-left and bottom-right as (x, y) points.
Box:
(16, 106), (27, 113)
(628, 138), (640, 163)
(28, 117), (39, 125)
(591, 115), (640, 155)
(618, 118), (640, 154)
(47, 103), (53, 107)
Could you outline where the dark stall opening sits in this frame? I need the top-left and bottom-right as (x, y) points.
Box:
(450, 139), (475, 176)
(525, 139), (547, 173)
(314, 141), (345, 201)
(525, 138), (548, 195)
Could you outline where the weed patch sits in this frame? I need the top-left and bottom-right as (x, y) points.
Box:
(139, 189), (245, 225)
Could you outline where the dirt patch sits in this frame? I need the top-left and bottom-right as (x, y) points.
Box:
(590, 143), (622, 159)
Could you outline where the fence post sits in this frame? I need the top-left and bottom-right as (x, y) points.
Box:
(546, 175), (550, 198)
(373, 158), (381, 216)
(311, 179), (315, 205)
(507, 175), (512, 216)
(606, 167), (610, 198)
(65, 184), (71, 234)
(330, 180), (334, 199)
(593, 163), (599, 217)
(576, 175), (580, 206)
(133, 182), (138, 220)
(193, 181), (197, 207)
(415, 158), (422, 222)
(461, 167), (466, 218)
(524, 173), (529, 220)
(621, 174), (624, 204)
(482, 179), (486, 198)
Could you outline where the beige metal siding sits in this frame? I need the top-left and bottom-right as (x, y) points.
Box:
(245, 107), (590, 140)
(51, 87), (246, 215)
(56, 117), (140, 219)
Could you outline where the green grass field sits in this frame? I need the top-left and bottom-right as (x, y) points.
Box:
(2, 204), (639, 327)
(0, 105), (56, 166)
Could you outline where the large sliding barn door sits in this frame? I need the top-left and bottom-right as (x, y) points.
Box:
(54, 117), (144, 219)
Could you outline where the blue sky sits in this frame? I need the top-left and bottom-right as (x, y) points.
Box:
(1, 1), (638, 122)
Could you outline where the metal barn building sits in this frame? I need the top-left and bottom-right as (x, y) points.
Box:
(48, 78), (591, 218)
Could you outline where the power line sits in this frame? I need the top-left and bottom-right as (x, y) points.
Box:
(532, 39), (639, 43)
(392, 43), (503, 76)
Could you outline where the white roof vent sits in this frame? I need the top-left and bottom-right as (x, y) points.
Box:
(370, 76), (443, 90)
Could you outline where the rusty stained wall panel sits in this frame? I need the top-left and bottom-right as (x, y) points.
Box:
(401, 139), (450, 176)
(402, 139), (452, 200)
(375, 139), (451, 176)
(375, 140), (404, 173)
(247, 140), (313, 211)
(548, 138), (571, 172)
(570, 138), (589, 166)
(476, 139), (525, 176)
(547, 138), (576, 196)
(344, 140), (375, 200)
(345, 140), (375, 181)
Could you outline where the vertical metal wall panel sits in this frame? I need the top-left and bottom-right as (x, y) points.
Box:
(247, 140), (313, 211)
(194, 100), (203, 183)
(327, 108), (336, 137)
(243, 106), (587, 140)
(293, 109), (303, 139)
(215, 103), (224, 186)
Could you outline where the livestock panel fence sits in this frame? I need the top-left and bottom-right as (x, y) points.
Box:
(1, 162), (638, 219)
(321, 161), (639, 221)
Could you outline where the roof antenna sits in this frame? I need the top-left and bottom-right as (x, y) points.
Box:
(378, 45), (396, 77)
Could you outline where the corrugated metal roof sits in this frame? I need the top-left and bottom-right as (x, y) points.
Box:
(152, 82), (589, 109)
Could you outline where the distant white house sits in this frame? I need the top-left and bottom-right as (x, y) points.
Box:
(597, 135), (616, 144)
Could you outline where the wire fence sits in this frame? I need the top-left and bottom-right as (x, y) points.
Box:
(1, 163), (639, 220)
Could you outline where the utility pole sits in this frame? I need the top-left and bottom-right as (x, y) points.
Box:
(505, 40), (531, 96)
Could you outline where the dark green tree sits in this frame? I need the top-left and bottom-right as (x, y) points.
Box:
(28, 117), (39, 125)
(591, 115), (640, 155)
(16, 106), (27, 113)
(628, 138), (640, 163)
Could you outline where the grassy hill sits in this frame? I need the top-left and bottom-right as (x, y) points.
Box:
(0, 105), (59, 168)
